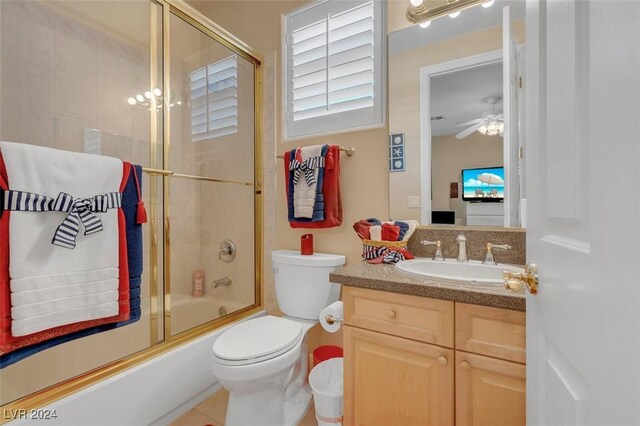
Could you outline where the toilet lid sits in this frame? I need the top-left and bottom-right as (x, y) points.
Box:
(212, 316), (303, 366)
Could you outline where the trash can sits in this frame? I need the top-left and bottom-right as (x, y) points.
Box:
(309, 357), (344, 426)
(312, 345), (343, 367)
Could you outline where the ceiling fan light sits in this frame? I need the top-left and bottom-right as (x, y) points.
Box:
(476, 125), (488, 135)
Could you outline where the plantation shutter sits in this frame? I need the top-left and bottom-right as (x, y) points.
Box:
(285, 0), (384, 139)
(190, 55), (238, 141)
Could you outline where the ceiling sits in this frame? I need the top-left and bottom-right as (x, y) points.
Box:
(389, 0), (525, 55)
(430, 61), (503, 137)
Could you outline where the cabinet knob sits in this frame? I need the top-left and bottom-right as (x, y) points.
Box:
(437, 355), (448, 366)
(460, 360), (471, 370)
(387, 309), (397, 319)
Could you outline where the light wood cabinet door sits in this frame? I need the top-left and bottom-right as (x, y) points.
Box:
(455, 351), (526, 426)
(344, 326), (454, 426)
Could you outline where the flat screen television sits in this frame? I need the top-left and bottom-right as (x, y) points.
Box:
(462, 166), (504, 202)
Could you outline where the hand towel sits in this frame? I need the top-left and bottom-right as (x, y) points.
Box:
(287, 146), (328, 222)
(287, 145), (343, 229)
(381, 223), (401, 242)
(0, 162), (143, 367)
(401, 220), (420, 241)
(369, 225), (382, 241)
(0, 142), (122, 336)
(352, 220), (372, 240)
(293, 145), (324, 219)
(393, 221), (410, 241)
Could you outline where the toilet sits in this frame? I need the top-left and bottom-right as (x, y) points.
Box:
(211, 250), (346, 426)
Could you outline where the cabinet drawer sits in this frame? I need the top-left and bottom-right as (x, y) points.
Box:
(455, 303), (526, 363)
(343, 287), (454, 347)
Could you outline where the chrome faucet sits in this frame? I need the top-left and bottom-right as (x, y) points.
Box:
(212, 276), (232, 289)
(456, 234), (468, 263)
(421, 240), (445, 261)
(482, 243), (512, 265)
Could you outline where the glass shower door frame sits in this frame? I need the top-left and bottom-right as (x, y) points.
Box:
(0, 0), (263, 417)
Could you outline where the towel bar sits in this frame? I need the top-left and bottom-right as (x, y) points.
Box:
(276, 146), (355, 159)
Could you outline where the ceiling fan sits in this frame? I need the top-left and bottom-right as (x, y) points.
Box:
(453, 97), (504, 140)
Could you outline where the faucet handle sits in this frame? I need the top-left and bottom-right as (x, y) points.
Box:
(491, 243), (512, 250)
(483, 243), (512, 265)
(421, 240), (445, 261)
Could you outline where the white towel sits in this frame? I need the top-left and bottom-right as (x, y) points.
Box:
(293, 145), (323, 219)
(401, 220), (420, 241)
(0, 141), (122, 336)
(369, 225), (382, 241)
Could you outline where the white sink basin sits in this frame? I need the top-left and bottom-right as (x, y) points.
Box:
(395, 258), (524, 284)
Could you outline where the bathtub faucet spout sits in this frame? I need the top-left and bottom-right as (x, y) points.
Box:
(212, 276), (232, 289)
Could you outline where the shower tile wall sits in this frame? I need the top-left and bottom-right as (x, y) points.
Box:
(1, 1), (151, 165)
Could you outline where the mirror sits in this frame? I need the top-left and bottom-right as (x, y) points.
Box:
(388, 0), (525, 227)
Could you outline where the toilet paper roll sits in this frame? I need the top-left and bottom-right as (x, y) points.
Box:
(319, 301), (343, 333)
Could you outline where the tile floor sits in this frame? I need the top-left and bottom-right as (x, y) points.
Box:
(169, 388), (317, 426)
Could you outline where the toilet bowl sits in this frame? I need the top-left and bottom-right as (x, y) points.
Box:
(211, 250), (345, 426)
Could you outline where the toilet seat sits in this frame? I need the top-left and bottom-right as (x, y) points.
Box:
(213, 316), (303, 366)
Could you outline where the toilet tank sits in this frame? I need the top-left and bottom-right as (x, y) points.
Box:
(271, 250), (346, 321)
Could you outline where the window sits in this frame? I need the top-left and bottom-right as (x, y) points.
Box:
(190, 55), (238, 141)
(283, 0), (385, 139)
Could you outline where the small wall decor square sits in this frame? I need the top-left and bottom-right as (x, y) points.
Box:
(389, 133), (405, 172)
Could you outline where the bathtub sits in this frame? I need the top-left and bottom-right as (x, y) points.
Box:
(171, 293), (248, 336)
(9, 309), (265, 426)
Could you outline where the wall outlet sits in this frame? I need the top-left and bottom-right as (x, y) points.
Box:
(408, 196), (420, 208)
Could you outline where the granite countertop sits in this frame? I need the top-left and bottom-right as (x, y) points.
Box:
(330, 261), (526, 312)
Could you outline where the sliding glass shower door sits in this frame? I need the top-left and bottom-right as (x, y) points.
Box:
(0, 0), (261, 409)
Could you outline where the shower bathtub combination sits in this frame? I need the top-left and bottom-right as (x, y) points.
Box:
(0, 0), (263, 422)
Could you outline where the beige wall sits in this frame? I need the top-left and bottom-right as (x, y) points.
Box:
(388, 21), (525, 221)
(432, 133), (503, 225)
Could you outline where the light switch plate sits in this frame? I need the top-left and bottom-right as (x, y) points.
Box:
(408, 196), (420, 208)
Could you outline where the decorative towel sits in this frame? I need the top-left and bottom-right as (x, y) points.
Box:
(0, 163), (144, 368)
(293, 145), (325, 219)
(369, 225), (382, 242)
(286, 145), (343, 229)
(287, 145), (328, 222)
(393, 221), (410, 241)
(381, 223), (401, 242)
(0, 148), (130, 354)
(0, 142), (122, 336)
(352, 220), (372, 240)
(401, 220), (420, 242)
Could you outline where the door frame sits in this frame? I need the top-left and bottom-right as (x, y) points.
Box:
(419, 49), (503, 225)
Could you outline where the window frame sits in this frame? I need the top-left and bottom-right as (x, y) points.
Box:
(282, 0), (386, 140)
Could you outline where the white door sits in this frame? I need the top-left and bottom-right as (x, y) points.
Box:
(526, 1), (640, 425)
(503, 5), (520, 227)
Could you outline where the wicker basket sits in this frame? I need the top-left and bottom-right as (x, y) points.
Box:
(361, 239), (408, 250)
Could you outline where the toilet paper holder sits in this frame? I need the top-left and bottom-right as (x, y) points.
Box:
(324, 314), (343, 326)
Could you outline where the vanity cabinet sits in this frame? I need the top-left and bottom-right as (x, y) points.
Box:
(343, 287), (526, 426)
(455, 351), (526, 426)
(343, 326), (454, 426)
